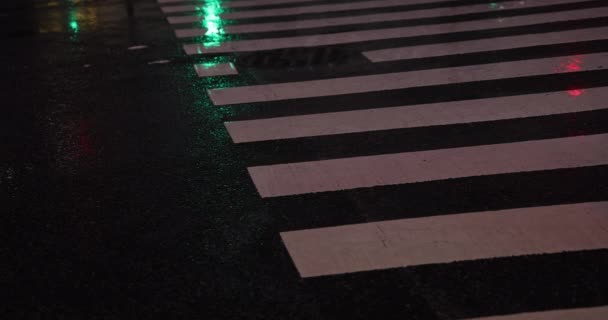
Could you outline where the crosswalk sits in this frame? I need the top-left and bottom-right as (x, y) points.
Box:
(249, 134), (608, 197)
(464, 306), (608, 320)
(165, 0), (464, 17)
(281, 201), (608, 277)
(173, 0), (592, 36)
(159, 0), (608, 318)
(172, 0), (541, 36)
(182, 3), (608, 54)
(193, 61), (239, 76)
(207, 52), (608, 104)
(364, 25), (608, 60)
(224, 87), (608, 141)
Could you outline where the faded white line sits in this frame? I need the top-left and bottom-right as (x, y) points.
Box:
(174, 0), (554, 36)
(364, 25), (608, 61)
(128, 44), (148, 50)
(225, 87), (608, 143)
(281, 201), (608, 277)
(175, 28), (208, 38)
(183, 6), (608, 54)
(194, 62), (239, 77)
(208, 52), (608, 105)
(248, 133), (608, 197)
(164, 0), (458, 16)
(148, 59), (171, 64)
(462, 306), (608, 320)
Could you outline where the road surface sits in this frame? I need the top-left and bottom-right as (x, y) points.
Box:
(3, 0), (608, 318)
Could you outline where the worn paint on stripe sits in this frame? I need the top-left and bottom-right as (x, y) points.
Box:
(194, 62), (238, 77)
(281, 201), (608, 277)
(163, 0), (458, 16)
(208, 52), (608, 105)
(173, 0), (545, 36)
(364, 25), (608, 61)
(225, 87), (608, 142)
(183, 6), (608, 55)
(463, 306), (608, 320)
(249, 133), (608, 197)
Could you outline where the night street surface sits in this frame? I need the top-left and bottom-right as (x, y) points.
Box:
(3, 0), (608, 318)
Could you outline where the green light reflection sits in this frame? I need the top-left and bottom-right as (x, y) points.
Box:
(69, 20), (79, 33)
(195, 56), (234, 89)
(198, 1), (227, 48)
(67, 0), (79, 42)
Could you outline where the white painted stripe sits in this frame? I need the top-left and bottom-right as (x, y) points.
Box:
(166, 15), (210, 25)
(173, 0), (550, 36)
(249, 133), (608, 197)
(159, 0), (318, 7)
(365, 26), (608, 62)
(281, 201), (608, 277)
(161, 5), (202, 13)
(183, 6), (608, 55)
(194, 62), (239, 77)
(163, 0), (458, 16)
(175, 28), (207, 38)
(225, 87), (608, 143)
(208, 52), (608, 105)
(463, 306), (608, 320)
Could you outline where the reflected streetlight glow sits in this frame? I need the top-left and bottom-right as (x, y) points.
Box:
(555, 56), (586, 98)
(198, 1), (227, 48)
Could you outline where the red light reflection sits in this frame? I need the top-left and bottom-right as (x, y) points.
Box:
(564, 61), (581, 72)
(555, 56), (586, 98)
(567, 89), (584, 97)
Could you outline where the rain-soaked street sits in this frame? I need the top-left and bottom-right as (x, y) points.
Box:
(3, 0), (608, 318)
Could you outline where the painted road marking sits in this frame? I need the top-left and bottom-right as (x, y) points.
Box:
(183, 6), (608, 55)
(281, 201), (608, 277)
(364, 25), (608, 62)
(159, 0), (319, 8)
(249, 133), (608, 197)
(463, 306), (608, 320)
(208, 52), (608, 105)
(127, 45), (148, 50)
(173, 0), (555, 36)
(194, 62), (239, 77)
(175, 28), (210, 39)
(224, 87), (608, 143)
(163, 0), (460, 16)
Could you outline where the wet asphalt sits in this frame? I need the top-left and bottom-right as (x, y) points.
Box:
(2, 0), (607, 319)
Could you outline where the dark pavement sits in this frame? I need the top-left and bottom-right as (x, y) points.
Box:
(3, 0), (608, 318)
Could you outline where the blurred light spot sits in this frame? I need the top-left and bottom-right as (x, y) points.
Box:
(555, 56), (586, 98)
(565, 62), (581, 72)
(201, 62), (221, 68)
(200, 0), (227, 48)
(69, 20), (79, 33)
(555, 56), (583, 73)
(567, 89), (585, 97)
(68, 2), (79, 42)
(194, 62), (238, 77)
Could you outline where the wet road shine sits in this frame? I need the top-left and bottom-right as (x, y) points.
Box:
(5, 0), (608, 318)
